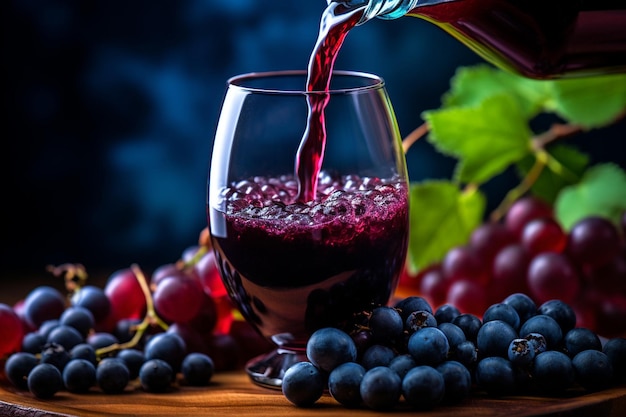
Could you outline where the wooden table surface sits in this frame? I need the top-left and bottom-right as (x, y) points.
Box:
(3, 277), (626, 416)
(1, 370), (626, 417)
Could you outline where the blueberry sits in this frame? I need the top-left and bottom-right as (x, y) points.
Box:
(360, 366), (401, 410)
(603, 337), (626, 383)
(23, 286), (66, 328)
(532, 350), (574, 393)
(476, 320), (518, 358)
(97, 357), (130, 394)
(537, 299), (576, 334)
(144, 332), (187, 372)
(281, 362), (325, 407)
(482, 303), (520, 331)
(452, 313), (482, 343)
(394, 296), (433, 321)
(361, 344), (396, 369)
(40, 342), (71, 371)
(524, 332), (547, 355)
(401, 365), (445, 409)
(114, 318), (143, 344)
(404, 310), (437, 334)
(507, 338), (535, 366)
(475, 356), (516, 395)
(438, 322), (466, 349)
(436, 360), (472, 404)
(454, 340), (478, 368)
(70, 343), (98, 366)
(351, 329), (373, 358)
(47, 324), (84, 351)
(306, 327), (357, 373)
(563, 328), (602, 358)
(59, 306), (95, 338)
(71, 285), (111, 323)
(27, 363), (63, 399)
(62, 358), (96, 393)
(139, 358), (174, 393)
(389, 354), (416, 379)
(328, 362), (365, 407)
(4, 352), (39, 390)
(21, 332), (46, 354)
(434, 304), (460, 324)
(38, 319), (60, 340)
(572, 350), (613, 391)
(407, 327), (449, 366)
(503, 293), (537, 323)
(181, 352), (215, 386)
(519, 314), (563, 349)
(117, 348), (146, 380)
(369, 306), (404, 342)
(87, 332), (119, 350)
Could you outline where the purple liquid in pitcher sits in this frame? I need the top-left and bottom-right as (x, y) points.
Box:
(411, 0), (626, 79)
(210, 174), (408, 348)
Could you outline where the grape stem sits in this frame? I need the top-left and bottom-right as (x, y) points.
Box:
(490, 153), (547, 222)
(95, 264), (169, 358)
(402, 122), (429, 154)
(47, 263), (88, 297)
(490, 122), (585, 222)
(532, 122), (584, 149)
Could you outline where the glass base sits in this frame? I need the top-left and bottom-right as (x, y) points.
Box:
(245, 348), (308, 389)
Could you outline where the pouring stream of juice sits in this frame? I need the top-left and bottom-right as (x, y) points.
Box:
(295, 0), (626, 203)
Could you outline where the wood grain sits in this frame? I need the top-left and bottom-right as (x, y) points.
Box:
(2, 371), (626, 417)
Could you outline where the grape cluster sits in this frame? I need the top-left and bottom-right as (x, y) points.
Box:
(281, 294), (626, 410)
(409, 196), (626, 338)
(1, 238), (272, 399)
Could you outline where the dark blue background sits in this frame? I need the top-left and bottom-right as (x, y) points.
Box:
(2, 1), (624, 280)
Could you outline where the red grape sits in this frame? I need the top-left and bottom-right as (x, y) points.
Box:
(0, 303), (24, 357)
(194, 251), (227, 298)
(104, 268), (147, 322)
(188, 291), (218, 335)
(153, 274), (204, 324)
(167, 322), (209, 355)
(567, 217), (622, 268)
(469, 222), (516, 262)
(445, 279), (487, 317)
(595, 293), (626, 338)
(418, 267), (448, 308)
(527, 252), (581, 304)
(521, 217), (567, 255)
(205, 333), (240, 371)
(490, 244), (531, 302)
(442, 246), (487, 285)
(151, 263), (195, 290)
(505, 196), (553, 237)
(583, 255), (626, 293)
(213, 296), (235, 335)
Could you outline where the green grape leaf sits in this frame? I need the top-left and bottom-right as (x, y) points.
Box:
(546, 74), (626, 128)
(406, 180), (486, 274)
(442, 64), (550, 118)
(555, 163), (626, 230)
(423, 94), (533, 185)
(516, 144), (590, 204)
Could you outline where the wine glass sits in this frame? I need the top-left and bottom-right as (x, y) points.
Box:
(207, 70), (409, 388)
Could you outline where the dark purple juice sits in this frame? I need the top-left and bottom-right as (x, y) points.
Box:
(295, 2), (365, 202)
(411, 0), (626, 78)
(210, 173), (408, 348)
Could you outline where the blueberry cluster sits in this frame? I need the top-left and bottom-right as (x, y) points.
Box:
(281, 294), (626, 410)
(5, 333), (215, 399)
(4, 285), (216, 399)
